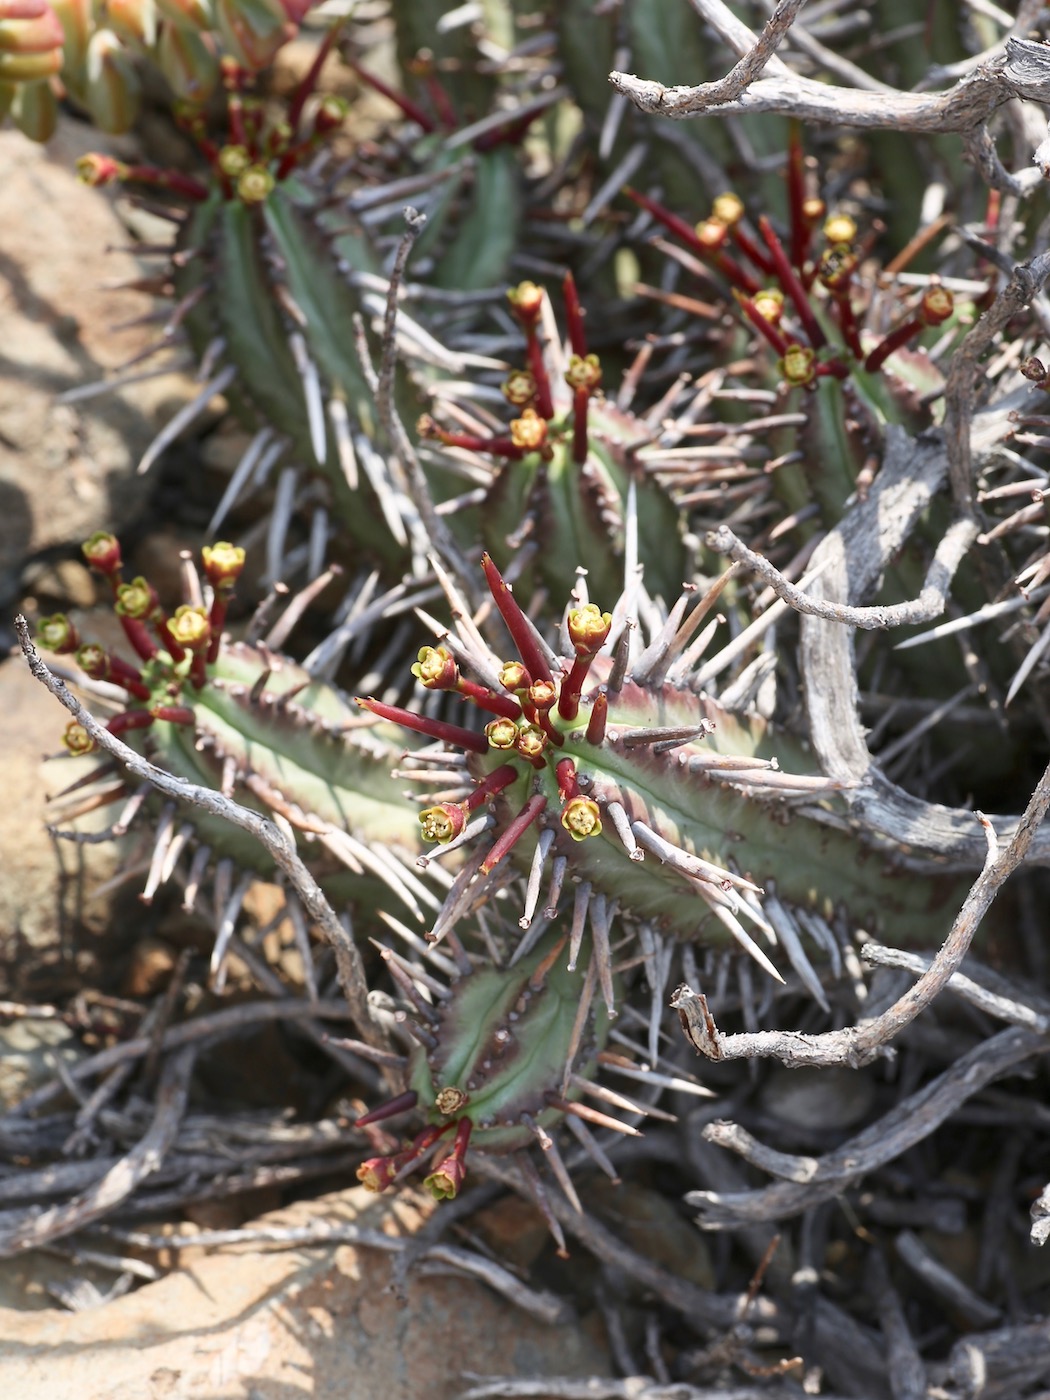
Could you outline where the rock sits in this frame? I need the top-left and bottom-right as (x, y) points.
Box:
(0, 652), (123, 965)
(0, 118), (198, 595)
(0, 1186), (611, 1398)
(0, 1018), (84, 1112)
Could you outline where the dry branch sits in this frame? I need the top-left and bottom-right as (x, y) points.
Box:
(0, 1048), (194, 1257)
(609, 0), (1035, 131)
(686, 1025), (1050, 1226)
(14, 616), (387, 1050)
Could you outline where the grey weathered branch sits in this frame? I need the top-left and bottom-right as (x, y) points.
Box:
(0, 1048), (195, 1257)
(116, 1223), (569, 1326)
(944, 249), (1050, 515)
(706, 519), (978, 630)
(609, 0), (1011, 129)
(797, 426), (1050, 868)
(685, 1024), (1049, 1226)
(14, 617), (387, 1050)
(608, 0), (1045, 194)
(672, 749), (1050, 1071)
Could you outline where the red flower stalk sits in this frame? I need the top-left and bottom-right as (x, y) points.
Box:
(356, 1123), (453, 1193)
(864, 286), (954, 373)
(82, 531), (122, 579)
(424, 1117), (472, 1200)
(758, 215), (827, 351)
(556, 756), (580, 802)
(202, 541), (245, 662)
(107, 709), (155, 738)
(735, 291), (792, 357)
(558, 606), (610, 719)
(118, 616), (158, 665)
(76, 154), (208, 201)
(417, 414), (531, 462)
(479, 793), (548, 875)
(568, 603), (612, 657)
(354, 1090), (419, 1128)
(565, 353), (601, 467)
(559, 655), (598, 721)
(357, 696), (490, 754)
(150, 705), (196, 725)
(833, 292), (864, 361)
(506, 280), (544, 327)
(408, 59), (458, 131)
(459, 680), (522, 719)
(225, 84), (249, 149)
(116, 577), (188, 665)
(76, 644), (152, 702)
(585, 690), (608, 746)
(506, 287), (554, 417)
(535, 711), (565, 750)
(343, 57), (437, 134)
(420, 803), (467, 843)
(413, 647), (523, 719)
(786, 123), (810, 273)
(466, 763), (520, 811)
(481, 554), (554, 686)
(108, 656), (151, 700)
(562, 271), (587, 357)
(287, 19), (343, 136)
(624, 187), (760, 294)
(169, 605), (210, 685)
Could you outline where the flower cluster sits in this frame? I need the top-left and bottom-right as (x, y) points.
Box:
(626, 131), (957, 392)
(39, 534), (244, 755)
(360, 554), (614, 878)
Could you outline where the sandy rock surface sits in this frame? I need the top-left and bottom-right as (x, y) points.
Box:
(0, 117), (194, 595)
(0, 1187), (609, 1399)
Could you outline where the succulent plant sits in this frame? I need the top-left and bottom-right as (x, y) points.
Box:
(624, 129), (975, 529)
(418, 275), (688, 602)
(359, 552), (968, 1009)
(43, 536), (434, 941)
(355, 928), (615, 1226)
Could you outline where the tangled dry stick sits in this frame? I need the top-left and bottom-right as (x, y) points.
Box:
(13, 616), (387, 1051)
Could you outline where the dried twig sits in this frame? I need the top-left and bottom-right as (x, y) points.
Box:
(2, 996), (357, 1121)
(798, 427), (1050, 866)
(944, 250), (1050, 516)
(894, 1229), (1001, 1329)
(706, 520), (978, 630)
(685, 1025), (1049, 1225)
(459, 1380), (855, 1400)
(674, 749), (1050, 1069)
(109, 1221), (569, 1325)
(609, 0), (1024, 134)
(375, 210), (480, 604)
(866, 1250), (927, 1400)
(14, 617), (387, 1050)
(861, 943), (1050, 1033)
(0, 1048), (195, 1257)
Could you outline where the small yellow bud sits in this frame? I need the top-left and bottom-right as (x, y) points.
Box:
(560, 796), (603, 842)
